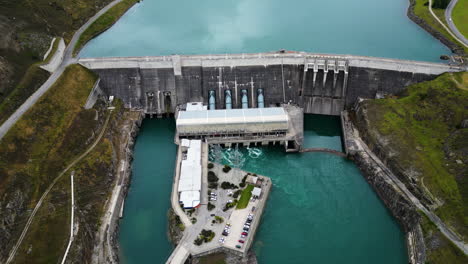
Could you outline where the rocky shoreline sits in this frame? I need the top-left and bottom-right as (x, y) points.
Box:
(342, 111), (426, 264)
(406, 0), (465, 56)
(100, 111), (143, 263)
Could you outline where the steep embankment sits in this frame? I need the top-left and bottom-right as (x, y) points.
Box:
(0, 0), (113, 124)
(0, 64), (126, 263)
(353, 72), (468, 263)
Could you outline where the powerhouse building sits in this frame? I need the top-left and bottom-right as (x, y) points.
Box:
(176, 107), (289, 138)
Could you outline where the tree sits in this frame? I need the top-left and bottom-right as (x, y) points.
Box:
(208, 171), (219, 182)
(207, 202), (215, 211)
(208, 163), (214, 169)
(222, 165), (232, 173)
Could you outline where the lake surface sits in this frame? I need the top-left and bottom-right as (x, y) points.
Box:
(80, 0), (449, 62)
(121, 116), (407, 263)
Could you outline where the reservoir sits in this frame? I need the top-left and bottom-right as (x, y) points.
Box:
(80, 0), (449, 62)
(121, 116), (407, 263)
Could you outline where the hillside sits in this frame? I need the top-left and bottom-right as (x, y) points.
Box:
(353, 72), (468, 263)
(0, 0), (112, 121)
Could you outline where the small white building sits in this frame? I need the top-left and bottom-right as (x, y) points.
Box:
(178, 139), (202, 208)
(252, 187), (262, 198)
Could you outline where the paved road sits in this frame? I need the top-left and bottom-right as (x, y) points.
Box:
(428, 0), (468, 48)
(0, 0), (124, 142)
(445, 0), (468, 46)
(6, 114), (111, 264)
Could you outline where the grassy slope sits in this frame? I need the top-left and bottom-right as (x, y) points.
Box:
(420, 214), (467, 264)
(236, 185), (254, 209)
(0, 64), (100, 260)
(0, 65), (49, 125)
(452, 0), (468, 39)
(358, 72), (468, 263)
(0, 0), (112, 125)
(413, 0), (468, 54)
(74, 0), (139, 55)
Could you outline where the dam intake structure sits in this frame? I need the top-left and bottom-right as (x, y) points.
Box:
(78, 51), (464, 116)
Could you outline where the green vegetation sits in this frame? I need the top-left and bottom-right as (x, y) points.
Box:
(0, 64), (50, 124)
(452, 0), (468, 39)
(358, 72), (468, 239)
(221, 181), (238, 189)
(208, 171), (219, 182)
(207, 202), (216, 211)
(0, 64), (108, 262)
(236, 185), (254, 209)
(412, 0), (468, 54)
(198, 253), (227, 264)
(194, 229), (215, 245)
(214, 216), (224, 223)
(432, 0), (450, 9)
(223, 200), (238, 211)
(222, 164), (232, 173)
(208, 163), (214, 169)
(74, 0), (140, 55)
(233, 189), (242, 198)
(0, 0), (113, 121)
(191, 217), (197, 224)
(420, 214), (467, 263)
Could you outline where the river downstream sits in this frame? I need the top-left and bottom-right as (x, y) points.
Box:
(120, 116), (406, 263)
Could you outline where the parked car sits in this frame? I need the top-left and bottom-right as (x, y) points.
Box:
(236, 245), (242, 249)
(242, 232), (248, 236)
(238, 240), (245, 243)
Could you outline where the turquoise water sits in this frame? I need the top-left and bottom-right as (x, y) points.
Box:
(303, 114), (343, 151)
(212, 116), (406, 263)
(118, 119), (175, 263)
(121, 115), (407, 263)
(80, 0), (449, 61)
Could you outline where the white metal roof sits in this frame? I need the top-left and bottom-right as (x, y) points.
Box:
(179, 190), (200, 208)
(177, 107), (289, 128)
(252, 187), (262, 197)
(178, 140), (202, 208)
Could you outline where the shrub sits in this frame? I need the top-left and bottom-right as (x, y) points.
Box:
(194, 237), (203, 245)
(242, 175), (248, 183)
(222, 164), (232, 173)
(208, 171), (219, 182)
(239, 182), (246, 188)
(191, 217), (197, 224)
(207, 202), (215, 211)
(215, 216), (224, 223)
(233, 190), (241, 198)
(208, 163), (214, 169)
(208, 182), (218, 189)
(221, 181), (236, 189)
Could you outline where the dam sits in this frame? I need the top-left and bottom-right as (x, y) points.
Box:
(79, 52), (464, 116)
(78, 51), (465, 264)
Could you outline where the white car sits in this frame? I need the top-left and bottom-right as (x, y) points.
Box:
(219, 237), (225, 243)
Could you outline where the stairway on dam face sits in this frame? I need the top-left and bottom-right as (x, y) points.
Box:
(78, 52), (462, 116)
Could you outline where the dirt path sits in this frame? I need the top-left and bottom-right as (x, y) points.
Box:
(5, 113), (111, 264)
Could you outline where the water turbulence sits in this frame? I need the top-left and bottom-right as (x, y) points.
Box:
(208, 115), (407, 263)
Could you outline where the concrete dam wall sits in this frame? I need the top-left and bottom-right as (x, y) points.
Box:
(79, 52), (463, 116)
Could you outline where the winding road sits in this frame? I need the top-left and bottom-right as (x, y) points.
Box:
(445, 0), (468, 46)
(428, 0), (468, 48)
(0, 0), (124, 142)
